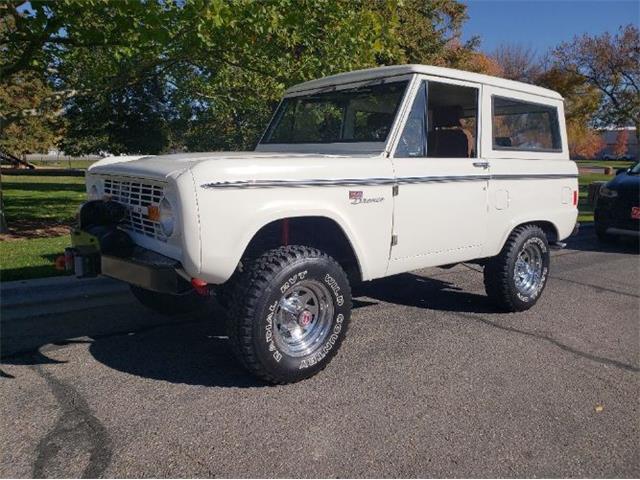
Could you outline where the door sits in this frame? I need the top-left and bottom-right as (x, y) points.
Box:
(388, 78), (489, 273)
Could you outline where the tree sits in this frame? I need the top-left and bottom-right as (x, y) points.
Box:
(492, 43), (542, 83)
(566, 122), (604, 159)
(613, 129), (629, 158)
(2, 0), (482, 154)
(60, 73), (172, 155)
(0, 71), (61, 155)
(551, 25), (640, 141)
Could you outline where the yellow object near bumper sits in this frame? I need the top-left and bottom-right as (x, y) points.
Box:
(71, 229), (100, 251)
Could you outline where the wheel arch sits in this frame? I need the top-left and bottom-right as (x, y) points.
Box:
(240, 215), (364, 285)
(497, 219), (560, 252)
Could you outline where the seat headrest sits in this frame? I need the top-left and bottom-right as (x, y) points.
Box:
(433, 106), (464, 128)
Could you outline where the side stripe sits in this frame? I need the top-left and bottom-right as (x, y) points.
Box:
(200, 173), (578, 189)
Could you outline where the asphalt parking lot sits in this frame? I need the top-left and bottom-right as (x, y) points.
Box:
(1, 228), (638, 478)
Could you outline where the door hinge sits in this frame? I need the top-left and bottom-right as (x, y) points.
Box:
(392, 184), (399, 196)
(391, 234), (398, 246)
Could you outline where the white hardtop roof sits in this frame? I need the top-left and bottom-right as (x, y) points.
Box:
(285, 64), (563, 100)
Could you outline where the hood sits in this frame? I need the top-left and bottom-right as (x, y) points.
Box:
(88, 151), (378, 182)
(606, 170), (640, 196)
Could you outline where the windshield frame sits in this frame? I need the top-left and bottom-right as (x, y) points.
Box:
(256, 74), (415, 154)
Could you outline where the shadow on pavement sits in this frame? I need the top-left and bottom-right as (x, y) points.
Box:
(354, 271), (501, 315)
(564, 226), (639, 254)
(1, 268), (508, 388)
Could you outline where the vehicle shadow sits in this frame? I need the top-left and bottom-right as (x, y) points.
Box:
(564, 226), (639, 254)
(354, 271), (501, 315)
(2, 272), (500, 388)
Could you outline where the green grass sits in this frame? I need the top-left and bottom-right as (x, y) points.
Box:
(0, 235), (70, 281)
(1, 175), (86, 282)
(29, 159), (96, 169)
(575, 159), (635, 170)
(577, 172), (612, 223)
(2, 175), (86, 225)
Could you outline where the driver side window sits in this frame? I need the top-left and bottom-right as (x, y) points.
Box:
(396, 80), (479, 158)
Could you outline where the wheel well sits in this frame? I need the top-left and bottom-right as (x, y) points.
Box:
(242, 217), (362, 284)
(518, 221), (559, 243)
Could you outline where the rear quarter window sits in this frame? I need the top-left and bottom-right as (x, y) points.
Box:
(492, 96), (561, 152)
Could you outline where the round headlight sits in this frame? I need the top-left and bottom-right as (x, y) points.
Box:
(159, 197), (175, 237)
(88, 184), (100, 200)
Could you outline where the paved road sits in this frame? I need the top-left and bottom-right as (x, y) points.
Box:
(2, 229), (638, 478)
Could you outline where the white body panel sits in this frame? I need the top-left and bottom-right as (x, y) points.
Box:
(85, 65), (578, 285)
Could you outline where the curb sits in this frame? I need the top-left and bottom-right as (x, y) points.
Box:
(0, 277), (129, 314)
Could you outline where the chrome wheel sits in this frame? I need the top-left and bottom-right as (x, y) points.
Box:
(514, 241), (544, 296)
(273, 280), (334, 357)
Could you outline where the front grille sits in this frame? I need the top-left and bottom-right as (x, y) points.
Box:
(103, 177), (168, 242)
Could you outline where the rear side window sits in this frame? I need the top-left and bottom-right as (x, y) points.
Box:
(492, 96), (561, 152)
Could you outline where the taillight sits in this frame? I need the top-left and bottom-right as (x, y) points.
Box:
(572, 190), (578, 206)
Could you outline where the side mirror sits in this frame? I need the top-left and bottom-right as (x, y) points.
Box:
(616, 168), (628, 175)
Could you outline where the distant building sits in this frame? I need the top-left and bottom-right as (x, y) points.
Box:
(598, 126), (638, 160)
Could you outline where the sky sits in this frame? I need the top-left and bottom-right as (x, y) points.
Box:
(461, 0), (639, 55)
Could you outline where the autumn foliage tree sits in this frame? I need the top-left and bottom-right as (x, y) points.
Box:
(566, 122), (604, 159)
(613, 129), (629, 158)
(551, 25), (640, 142)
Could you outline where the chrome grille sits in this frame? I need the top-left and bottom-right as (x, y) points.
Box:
(103, 177), (167, 242)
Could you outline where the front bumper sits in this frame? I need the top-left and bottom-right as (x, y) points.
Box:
(67, 229), (190, 294)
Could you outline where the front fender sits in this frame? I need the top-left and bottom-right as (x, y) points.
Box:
(194, 186), (393, 284)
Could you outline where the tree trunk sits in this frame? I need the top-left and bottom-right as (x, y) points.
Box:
(0, 175), (7, 233)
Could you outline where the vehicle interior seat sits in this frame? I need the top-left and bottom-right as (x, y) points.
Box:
(427, 105), (471, 158)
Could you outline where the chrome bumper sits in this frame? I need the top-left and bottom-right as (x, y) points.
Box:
(101, 248), (187, 293)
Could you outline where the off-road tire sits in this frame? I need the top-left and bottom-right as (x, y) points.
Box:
(130, 285), (212, 315)
(483, 225), (550, 312)
(227, 245), (351, 384)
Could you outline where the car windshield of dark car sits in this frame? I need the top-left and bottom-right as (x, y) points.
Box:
(629, 162), (640, 174)
(261, 81), (408, 144)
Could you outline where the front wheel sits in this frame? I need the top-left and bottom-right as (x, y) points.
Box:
(484, 225), (550, 312)
(227, 245), (351, 384)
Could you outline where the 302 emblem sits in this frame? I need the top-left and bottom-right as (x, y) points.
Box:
(349, 190), (384, 205)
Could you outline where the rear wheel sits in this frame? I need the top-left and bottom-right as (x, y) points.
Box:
(484, 225), (550, 312)
(227, 245), (351, 384)
(130, 285), (212, 315)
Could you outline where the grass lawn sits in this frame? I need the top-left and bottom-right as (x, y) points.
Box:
(1, 175), (86, 282)
(0, 235), (70, 281)
(29, 159), (96, 169)
(2, 175), (86, 226)
(577, 172), (610, 223)
(575, 159), (633, 170)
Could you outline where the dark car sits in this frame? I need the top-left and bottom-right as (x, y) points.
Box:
(594, 162), (640, 242)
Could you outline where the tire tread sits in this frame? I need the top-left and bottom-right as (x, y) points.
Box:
(227, 245), (351, 384)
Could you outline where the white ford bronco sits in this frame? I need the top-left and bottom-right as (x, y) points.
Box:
(68, 65), (578, 383)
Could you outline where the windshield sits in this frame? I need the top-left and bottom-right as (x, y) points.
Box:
(629, 162), (640, 174)
(261, 81), (408, 144)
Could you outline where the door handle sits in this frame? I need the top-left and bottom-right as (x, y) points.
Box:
(473, 162), (490, 169)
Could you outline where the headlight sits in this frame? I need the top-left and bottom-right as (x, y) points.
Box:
(88, 184), (101, 200)
(159, 197), (175, 237)
(599, 186), (618, 198)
